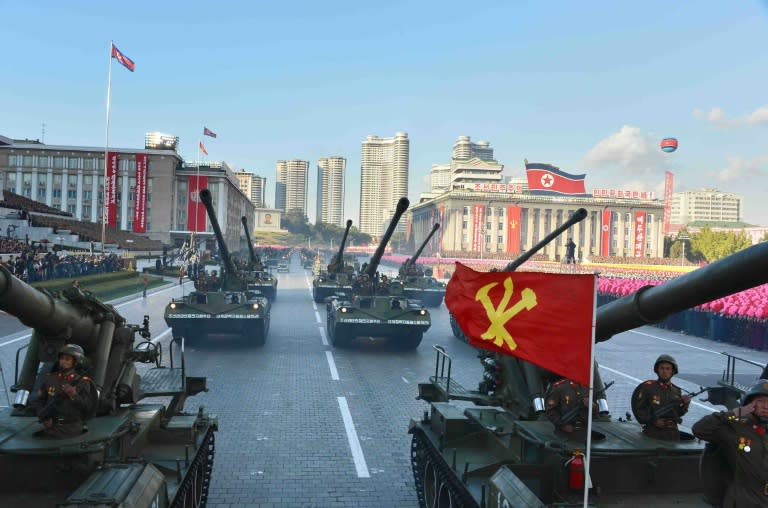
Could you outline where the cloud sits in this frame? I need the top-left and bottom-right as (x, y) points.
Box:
(711, 155), (768, 183)
(693, 104), (768, 128)
(581, 125), (667, 175)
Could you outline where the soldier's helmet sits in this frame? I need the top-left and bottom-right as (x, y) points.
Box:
(742, 380), (768, 405)
(59, 344), (85, 367)
(654, 354), (678, 375)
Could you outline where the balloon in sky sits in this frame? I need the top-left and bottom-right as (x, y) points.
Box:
(660, 138), (678, 153)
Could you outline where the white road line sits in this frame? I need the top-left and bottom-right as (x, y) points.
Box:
(337, 396), (370, 478)
(0, 333), (31, 347)
(401, 376), (409, 384)
(152, 328), (172, 344)
(312, 302), (317, 311)
(319, 326), (329, 346)
(599, 365), (715, 413)
(326, 351), (339, 380)
(627, 330), (723, 354)
(315, 311), (322, 324)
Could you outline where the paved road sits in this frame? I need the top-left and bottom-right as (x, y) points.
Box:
(1, 259), (767, 507)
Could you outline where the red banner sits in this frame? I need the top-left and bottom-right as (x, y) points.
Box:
(446, 263), (596, 386)
(506, 205), (521, 254)
(634, 211), (647, 257)
(132, 154), (148, 233)
(663, 171), (674, 235)
(105, 152), (118, 228)
(600, 208), (611, 256)
(186, 175), (208, 232)
(472, 205), (484, 253)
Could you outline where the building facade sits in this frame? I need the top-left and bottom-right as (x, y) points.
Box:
(0, 139), (254, 249)
(235, 169), (267, 208)
(316, 156), (345, 226)
(410, 190), (665, 261)
(671, 188), (743, 224)
(452, 136), (494, 161)
(429, 164), (451, 192)
(359, 132), (409, 236)
(275, 160), (309, 216)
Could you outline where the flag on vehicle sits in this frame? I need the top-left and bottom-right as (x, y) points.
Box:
(111, 43), (135, 72)
(525, 161), (588, 196)
(203, 127), (217, 138)
(445, 262), (596, 385)
(199, 141), (208, 156)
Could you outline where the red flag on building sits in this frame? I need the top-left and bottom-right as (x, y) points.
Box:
(199, 141), (208, 156)
(525, 162), (588, 196)
(111, 43), (135, 72)
(203, 127), (217, 138)
(446, 262), (595, 385)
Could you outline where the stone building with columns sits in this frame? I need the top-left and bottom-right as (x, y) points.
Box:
(0, 138), (253, 249)
(409, 187), (665, 261)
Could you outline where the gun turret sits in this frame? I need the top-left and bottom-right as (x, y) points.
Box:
(328, 220), (353, 275)
(0, 266), (155, 414)
(401, 223), (440, 276)
(364, 197), (409, 279)
(200, 188), (241, 290)
(241, 215), (262, 269)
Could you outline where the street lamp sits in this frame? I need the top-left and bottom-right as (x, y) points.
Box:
(678, 233), (689, 266)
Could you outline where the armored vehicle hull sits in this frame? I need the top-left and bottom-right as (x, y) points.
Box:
(326, 294), (431, 349)
(165, 290), (270, 345)
(312, 220), (354, 303)
(246, 270), (277, 301)
(403, 280), (446, 308)
(313, 277), (353, 303)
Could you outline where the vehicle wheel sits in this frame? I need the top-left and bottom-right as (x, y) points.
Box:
(251, 322), (266, 346)
(449, 314), (467, 342)
(329, 320), (351, 347)
(398, 331), (423, 350)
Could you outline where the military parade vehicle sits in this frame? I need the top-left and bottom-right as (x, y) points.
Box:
(165, 189), (270, 345)
(326, 197), (431, 349)
(313, 219), (354, 303)
(0, 265), (217, 507)
(399, 222), (446, 307)
(241, 215), (278, 301)
(408, 208), (768, 507)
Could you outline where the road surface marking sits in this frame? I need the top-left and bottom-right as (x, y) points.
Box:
(319, 326), (329, 346)
(315, 311), (322, 324)
(628, 330), (723, 354)
(337, 396), (370, 478)
(326, 351), (339, 380)
(402, 376), (409, 384)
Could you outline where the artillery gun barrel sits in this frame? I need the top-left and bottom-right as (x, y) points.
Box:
(596, 241), (768, 342)
(503, 208), (588, 272)
(365, 197), (409, 278)
(241, 216), (259, 266)
(200, 188), (237, 278)
(403, 223), (440, 273)
(330, 220), (353, 274)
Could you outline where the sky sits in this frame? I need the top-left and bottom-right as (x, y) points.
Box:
(2, 0), (768, 226)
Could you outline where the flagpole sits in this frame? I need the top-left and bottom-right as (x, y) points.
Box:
(195, 140), (201, 233)
(102, 41), (114, 254)
(583, 275), (598, 508)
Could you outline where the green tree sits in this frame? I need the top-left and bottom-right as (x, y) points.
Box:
(690, 226), (753, 262)
(282, 208), (310, 236)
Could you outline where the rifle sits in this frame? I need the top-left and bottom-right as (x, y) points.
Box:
(37, 378), (80, 422)
(559, 381), (614, 425)
(653, 386), (708, 422)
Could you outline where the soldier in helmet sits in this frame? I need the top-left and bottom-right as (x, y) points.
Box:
(693, 380), (768, 507)
(545, 378), (598, 439)
(32, 344), (97, 438)
(631, 354), (691, 440)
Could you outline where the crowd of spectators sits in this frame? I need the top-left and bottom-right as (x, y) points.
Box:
(0, 189), (72, 217)
(0, 238), (123, 282)
(588, 255), (698, 266)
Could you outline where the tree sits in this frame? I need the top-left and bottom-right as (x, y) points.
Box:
(282, 208), (310, 236)
(689, 226), (753, 262)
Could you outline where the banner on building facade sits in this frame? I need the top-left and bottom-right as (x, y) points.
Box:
(472, 205), (484, 253)
(506, 205), (521, 254)
(105, 152), (119, 228)
(634, 211), (647, 257)
(132, 153), (148, 233)
(663, 171), (674, 235)
(600, 208), (612, 257)
(186, 175), (209, 232)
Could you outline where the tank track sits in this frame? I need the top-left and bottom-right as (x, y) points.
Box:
(410, 428), (478, 508)
(170, 425), (216, 508)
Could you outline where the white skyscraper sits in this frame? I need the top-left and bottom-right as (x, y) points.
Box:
(316, 156), (346, 226)
(235, 169), (266, 208)
(671, 188), (744, 224)
(275, 160), (309, 215)
(359, 132), (409, 236)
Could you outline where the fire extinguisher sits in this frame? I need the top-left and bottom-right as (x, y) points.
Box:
(565, 449), (585, 490)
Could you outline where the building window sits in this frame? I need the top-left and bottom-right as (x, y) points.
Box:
(38, 156), (50, 168)
(84, 205), (91, 217)
(462, 220), (467, 230)
(67, 204), (76, 214)
(67, 190), (77, 199)
(8, 155), (17, 166)
(497, 235), (503, 244)
(53, 189), (62, 198)
(84, 190), (92, 200)
(22, 155), (33, 167)
(68, 158), (80, 169)
(37, 188), (46, 199)
(54, 157), (64, 168)
(84, 158), (95, 170)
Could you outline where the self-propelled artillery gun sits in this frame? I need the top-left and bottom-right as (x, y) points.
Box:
(409, 211), (768, 507)
(313, 219), (355, 303)
(399, 222), (446, 308)
(0, 267), (217, 507)
(165, 189), (270, 345)
(326, 197), (431, 349)
(241, 215), (278, 301)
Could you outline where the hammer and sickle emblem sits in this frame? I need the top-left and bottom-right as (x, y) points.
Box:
(475, 277), (537, 350)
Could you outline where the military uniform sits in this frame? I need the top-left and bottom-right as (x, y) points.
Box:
(32, 345), (96, 439)
(545, 379), (594, 438)
(631, 379), (688, 440)
(693, 411), (768, 507)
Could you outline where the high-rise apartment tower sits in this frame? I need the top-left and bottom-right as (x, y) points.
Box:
(275, 160), (309, 215)
(316, 156), (346, 226)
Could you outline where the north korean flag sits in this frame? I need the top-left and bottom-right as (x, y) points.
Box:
(525, 162), (588, 196)
(111, 43), (135, 72)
